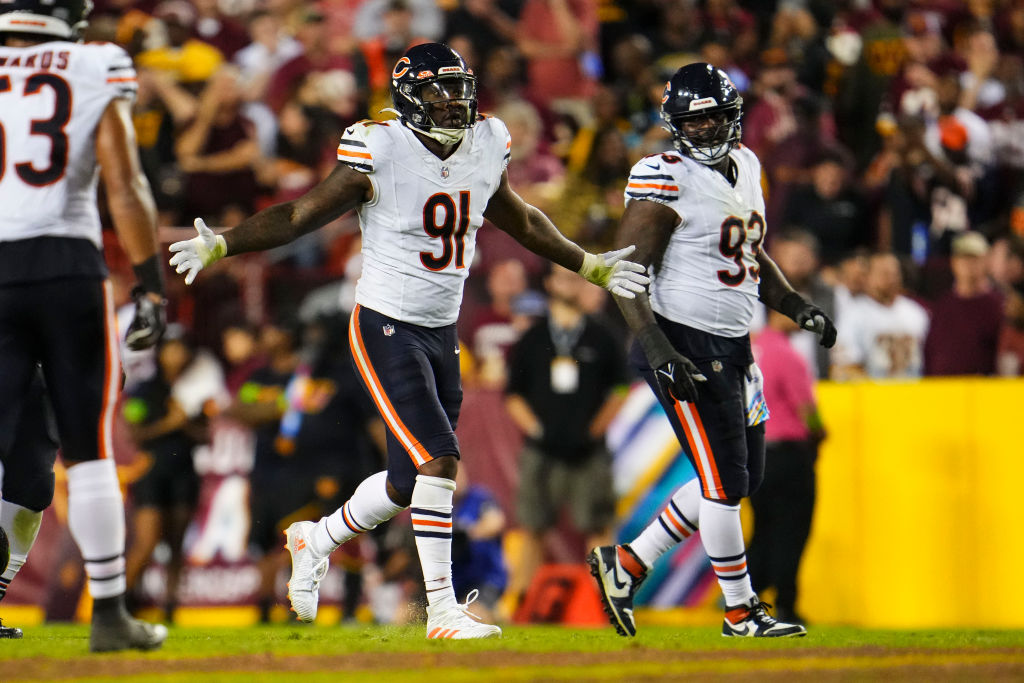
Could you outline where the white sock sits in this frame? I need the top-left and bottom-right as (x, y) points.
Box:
(410, 474), (456, 611)
(66, 460), (127, 599)
(0, 501), (44, 601)
(311, 471), (404, 556)
(699, 498), (755, 608)
(630, 478), (701, 569)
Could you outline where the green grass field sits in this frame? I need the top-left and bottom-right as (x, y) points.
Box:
(2, 624), (1023, 682)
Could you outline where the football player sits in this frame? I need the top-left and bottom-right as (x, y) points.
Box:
(0, 0), (167, 651)
(587, 63), (836, 638)
(169, 42), (649, 639)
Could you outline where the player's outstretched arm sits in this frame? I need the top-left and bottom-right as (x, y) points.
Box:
(169, 163), (371, 284)
(756, 250), (837, 348)
(484, 171), (649, 298)
(97, 97), (166, 349)
(614, 199), (705, 403)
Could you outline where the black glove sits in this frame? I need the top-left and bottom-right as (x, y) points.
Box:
(654, 355), (707, 404)
(781, 292), (837, 348)
(125, 285), (167, 350)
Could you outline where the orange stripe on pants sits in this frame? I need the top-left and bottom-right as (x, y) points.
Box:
(348, 305), (432, 466)
(97, 280), (120, 460)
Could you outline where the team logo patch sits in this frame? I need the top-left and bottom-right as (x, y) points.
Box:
(711, 360), (723, 373)
(440, 166), (449, 179)
(383, 324), (395, 337)
(392, 57), (411, 79)
(417, 70), (435, 79)
(688, 97), (717, 111)
(661, 81), (671, 104)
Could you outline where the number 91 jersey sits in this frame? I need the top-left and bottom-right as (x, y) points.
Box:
(0, 41), (137, 248)
(625, 145), (766, 338)
(338, 116), (510, 327)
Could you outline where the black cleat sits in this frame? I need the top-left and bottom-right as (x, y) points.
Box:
(90, 615), (168, 652)
(0, 618), (23, 639)
(587, 545), (648, 637)
(722, 597), (807, 638)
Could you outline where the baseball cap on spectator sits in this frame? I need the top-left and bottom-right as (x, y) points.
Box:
(951, 231), (988, 257)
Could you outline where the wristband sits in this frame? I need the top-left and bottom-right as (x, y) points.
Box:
(133, 255), (166, 296)
(577, 252), (601, 284)
(779, 291), (806, 320)
(636, 323), (677, 370)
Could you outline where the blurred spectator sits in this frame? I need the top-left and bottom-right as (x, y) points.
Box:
(646, 0), (702, 67)
(780, 148), (869, 267)
(997, 281), (1024, 376)
(503, 265), (629, 605)
(770, 230), (837, 379)
(832, 252), (930, 380)
(175, 67), (261, 226)
(742, 48), (802, 162)
(924, 232), (1003, 376)
(516, 0), (599, 111)
(353, 0), (444, 44)
(830, 248), (871, 327)
(123, 330), (225, 619)
(450, 466), (507, 625)
(360, 0), (429, 116)
(460, 259), (537, 388)
(493, 99), (565, 212)
(224, 319), (301, 623)
(192, 0), (248, 60)
(443, 0), (519, 61)
(476, 43), (528, 111)
(702, 0), (759, 73)
(136, 0), (225, 89)
(749, 307), (825, 627)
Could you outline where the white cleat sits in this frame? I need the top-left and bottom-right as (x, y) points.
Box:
(425, 589), (502, 640)
(285, 521), (329, 623)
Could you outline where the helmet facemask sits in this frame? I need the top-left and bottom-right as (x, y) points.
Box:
(663, 102), (742, 166)
(396, 74), (477, 145)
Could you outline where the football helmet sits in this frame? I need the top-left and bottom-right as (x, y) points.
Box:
(661, 63), (743, 166)
(0, 0), (93, 40)
(390, 42), (477, 145)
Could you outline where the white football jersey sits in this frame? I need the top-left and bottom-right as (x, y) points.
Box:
(0, 40), (136, 248)
(337, 116), (510, 327)
(832, 295), (930, 378)
(625, 145), (766, 338)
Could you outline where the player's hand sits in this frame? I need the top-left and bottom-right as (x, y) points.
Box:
(125, 286), (166, 350)
(168, 218), (227, 285)
(655, 355), (706, 404)
(578, 245), (650, 299)
(781, 293), (837, 348)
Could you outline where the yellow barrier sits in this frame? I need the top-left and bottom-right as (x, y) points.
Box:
(800, 378), (1024, 627)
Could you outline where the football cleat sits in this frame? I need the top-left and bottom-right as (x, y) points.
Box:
(425, 589), (501, 639)
(722, 597), (807, 638)
(89, 616), (167, 652)
(285, 521), (329, 623)
(587, 544), (648, 637)
(0, 618), (23, 639)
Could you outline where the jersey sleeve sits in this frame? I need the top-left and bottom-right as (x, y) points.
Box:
(98, 43), (138, 103)
(624, 154), (682, 206)
(496, 117), (511, 172)
(336, 121), (379, 173)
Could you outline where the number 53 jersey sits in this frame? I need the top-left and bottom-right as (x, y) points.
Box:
(625, 146), (766, 338)
(0, 41), (137, 248)
(338, 116), (511, 328)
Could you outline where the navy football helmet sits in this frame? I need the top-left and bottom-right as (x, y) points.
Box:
(390, 43), (477, 144)
(661, 63), (743, 166)
(0, 0), (93, 39)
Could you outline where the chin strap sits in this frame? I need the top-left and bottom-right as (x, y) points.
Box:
(383, 110), (467, 145)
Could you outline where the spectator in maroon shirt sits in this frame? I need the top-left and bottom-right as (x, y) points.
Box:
(924, 231), (1004, 375)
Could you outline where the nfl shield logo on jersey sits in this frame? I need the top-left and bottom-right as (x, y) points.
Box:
(383, 324), (395, 337)
(440, 166), (449, 179)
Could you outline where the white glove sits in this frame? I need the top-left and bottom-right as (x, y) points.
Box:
(577, 245), (650, 299)
(168, 218), (227, 285)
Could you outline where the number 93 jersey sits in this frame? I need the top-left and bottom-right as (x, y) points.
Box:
(0, 41), (137, 248)
(625, 145), (766, 338)
(338, 116), (511, 327)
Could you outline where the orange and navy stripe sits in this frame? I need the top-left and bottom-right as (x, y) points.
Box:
(411, 507), (452, 539)
(106, 59), (137, 97)
(337, 136), (373, 172)
(98, 280), (120, 460)
(710, 552), (748, 582)
(672, 401), (725, 499)
(340, 501), (370, 536)
(348, 305), (432, 466)
(658, 499), (697, 542)
(626, 173), (679, 203)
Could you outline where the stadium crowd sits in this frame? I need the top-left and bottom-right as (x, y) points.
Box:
(69, 0), (1024, 621)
